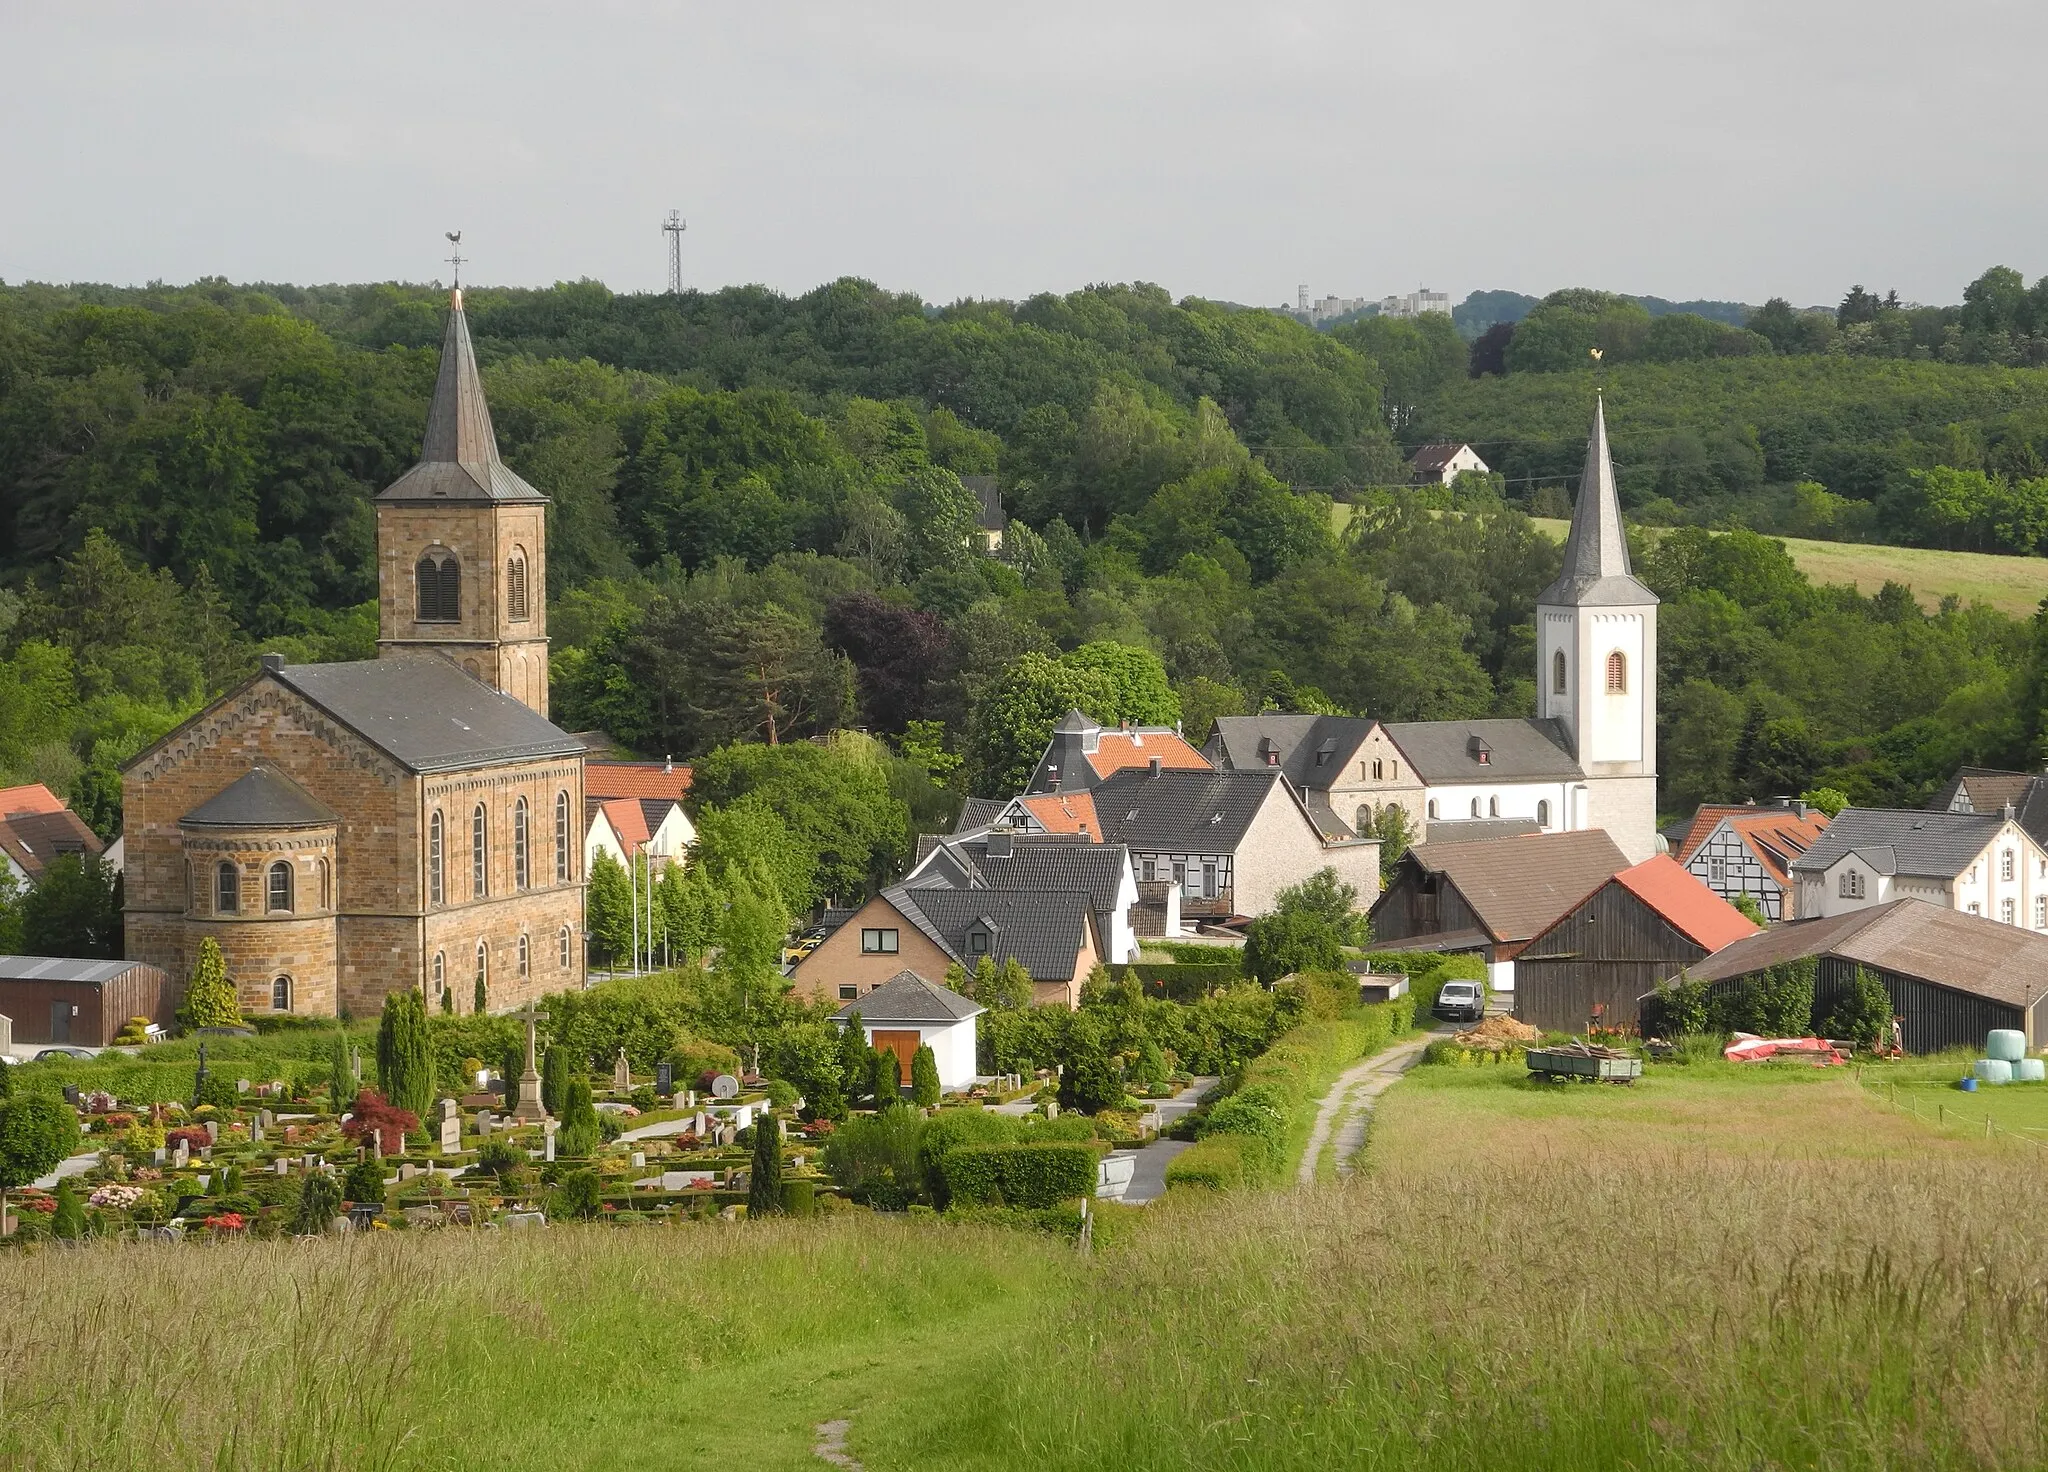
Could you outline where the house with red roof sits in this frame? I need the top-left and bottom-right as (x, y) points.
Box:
(1674, 799), (1829, 920)
(0, 783), (104, 890)
(582, 760), (695, 874)
(1512, 855), (1759, 1032)
(1025, 710), (1211, 794)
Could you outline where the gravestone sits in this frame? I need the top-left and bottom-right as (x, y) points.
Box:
(397, 1163), (418, 1182)
(203, 1120), (220, 1144)
(710, 1074), (739, 1100)
(504, 1211), (546, 1229)
(476, 1110), (494, 1138)
(152, 1147), (167, 1166)
(656, 1062), (674, 1095)
(370, 1127), (383, 1160)
(715, 1125), (735, 1148)
(257, 1108), (274, 1131)
(252, 1120), (264, 1143)
(172, 1140), (190, 1168)
(510, 999), (552, 1124)
(63, 1084), (81, 1107)
(439, 1099), (461, 1155)
(613, 1048), (632, 1092)
(630, 1151), (645, 1168)
(686, 1090), (696, 1108)
(236, 1078), (251, 1094)
(200, 1147), (212, 1163)
(543, 1122), (557, 1162)
(274, 1158), (290, 1177)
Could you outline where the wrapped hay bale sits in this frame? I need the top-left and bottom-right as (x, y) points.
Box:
(1974, 1058), (2014, 1085)
(1986, 1030), (2027, 1063)
(2017, 1058), (2046, 1084)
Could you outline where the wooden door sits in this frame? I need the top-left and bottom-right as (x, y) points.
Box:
(873, 1031), (920, 1087)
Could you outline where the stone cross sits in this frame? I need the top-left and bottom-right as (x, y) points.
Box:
(439, 1098), (461, 1155)
(614, 1048), (632, 1092)
(511, 999), (551, 1123)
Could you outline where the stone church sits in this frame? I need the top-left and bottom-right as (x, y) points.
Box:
(122, 290), (587, 1018)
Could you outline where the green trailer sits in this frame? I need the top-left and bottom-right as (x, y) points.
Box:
(1526, 1045), (1642, 1085)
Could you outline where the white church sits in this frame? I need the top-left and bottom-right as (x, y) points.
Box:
(1209, 398), (1661, 865)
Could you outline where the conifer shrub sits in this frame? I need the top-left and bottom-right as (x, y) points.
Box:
(178, 937), (243, 1030)
(540, 1046), (570, 1117)
(910, 1045), (940, 1106)
(748, 1112), (783, 1216)
(871, 1047), (902, 1105)
(51, 1176), (85, 1240)
(473, 1139), (525, 1176)
(374, 989), (434, 1118)
(292, 1173), (342, 1235)
(342, 1156), (386, 1205)
(550, 1168), (602, 1220)
(779, 1177), (815, 1217)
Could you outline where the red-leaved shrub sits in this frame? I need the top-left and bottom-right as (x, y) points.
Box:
(338, 1090), (420, 1157)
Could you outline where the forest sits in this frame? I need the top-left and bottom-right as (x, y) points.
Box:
(4, 265), (2048, 931)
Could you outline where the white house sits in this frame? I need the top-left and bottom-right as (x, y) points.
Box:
(1409, 442), (1491, 485)
(1788, 807), (2048, 926)
(833, 970), (984, 1093)
(584, 795), (695, 876)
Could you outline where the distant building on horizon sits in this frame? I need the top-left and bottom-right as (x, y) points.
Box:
(1379, 288), (1451, 319)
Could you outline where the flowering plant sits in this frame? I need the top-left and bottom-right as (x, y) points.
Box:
(133, 1167), (163, 1182)
(89, 1184), (145, 1210)
(202, 1212), (246, 1232)
(21, 1195), (56, 1215)
(165, 1127), (211, 1153)
(799, 1119), (837, 1138)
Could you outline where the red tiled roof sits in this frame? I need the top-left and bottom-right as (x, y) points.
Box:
(584, 761), (692, 802)
(1611, 855), (1759, 952)
(0, 783), (66, 819)
(1723, 809), (1830, 889)
(1673, 805), (1755, 864)
(0, 807), (103, 885)
(1085, 730), (1210, 781)
(588, 796), (652, 855)
(1016, 792), (1102, 839)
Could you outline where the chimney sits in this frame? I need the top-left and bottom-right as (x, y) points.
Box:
(260, 652), (285, 673)
(2005, 802), (2018, 822)
(664, 755), (674, 775)
(987, 830), (1014, 858)
(1149, 756), (1163, 778)
(1793, 801), (1809, 819)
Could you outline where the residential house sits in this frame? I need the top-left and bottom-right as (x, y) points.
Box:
(1674, 799), (1829, 920)
(905, 829), (1145, 961)
(1027, 709), (1210, 794)
(960, 475), (1006, 552)
(1929, 765), (2048, 847)
(789, 884), (1104, 1009)
(1204, 714), (1424, 842)
(0, 783), (104, 889)
(1409, 442), (1490, 485)
(1513, 855), (1757, 1032)
(1367, 829), (1630, 990)
(1787, 808), (2048, 927)
(1087, 766), (1380, 923)
(584, 760), (696, 874)
(833, 969), (984, 1092)
(1682, 899), (2048, 1053)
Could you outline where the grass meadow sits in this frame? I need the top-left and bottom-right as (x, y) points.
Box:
(11, 1061), (2048, 1469)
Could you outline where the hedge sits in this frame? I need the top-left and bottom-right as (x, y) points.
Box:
(939, 1142), (1101, 1209)
(1163, 1134), (1254, 1191)
(1112, 963), (1244, 1002)
(1358, 951), (1485, 1014)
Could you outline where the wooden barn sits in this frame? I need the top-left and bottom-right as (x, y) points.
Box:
(1680, 898), (2048, 1054)
(0, 957), (175, 1048)
(1513, 855), (1758, 1032)
(1366, 829), (1628, 992)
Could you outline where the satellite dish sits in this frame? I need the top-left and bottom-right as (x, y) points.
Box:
(710, 1074), (739, 1100)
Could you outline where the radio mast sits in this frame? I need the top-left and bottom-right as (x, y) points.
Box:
(662, 211), (687, 294)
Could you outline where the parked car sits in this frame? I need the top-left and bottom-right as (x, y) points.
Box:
(1432, 981), (1485, 1023)
(33, 1046), (95, 1061)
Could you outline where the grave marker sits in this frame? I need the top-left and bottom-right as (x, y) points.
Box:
(439, 1099), (461, 1155)
(203, 1120), (220, 1144)
(510, 999), (551, 1123)
(543, 1121), (557, 1162)
(614, 1048), (632, 1092)
(656, 1062), (674, 1095)
(476, 1110), (494, 1138)
(172, 1140), (190, 1168)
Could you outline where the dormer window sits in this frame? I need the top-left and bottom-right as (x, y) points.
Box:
(968, 930), (989, 955)
(1467, 735), (1491, 766)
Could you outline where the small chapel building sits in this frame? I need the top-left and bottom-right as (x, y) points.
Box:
(121, 289), (588, 1019)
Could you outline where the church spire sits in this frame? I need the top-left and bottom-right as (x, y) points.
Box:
(376, 289), (545, 504)
(1537, 394), (1656, 607)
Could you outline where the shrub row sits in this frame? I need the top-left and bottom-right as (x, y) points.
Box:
(1112, 964), (1245, 1002)
(1167, 993), (1418, 1192)
(938, 1142), (1102, 1209)
(1358, 952), (1485, 1016)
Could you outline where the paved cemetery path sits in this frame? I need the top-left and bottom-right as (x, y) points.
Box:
(33, 1151), (101, 1191)
(1296, 1031), (1441, 1187)
(1114, 1077), (1223, 1205)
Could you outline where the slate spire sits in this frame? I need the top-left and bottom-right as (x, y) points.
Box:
(1537, 394), (1656, 607)
(375, 287), (545, 503)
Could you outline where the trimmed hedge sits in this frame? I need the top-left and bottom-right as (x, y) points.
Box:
(939, 1142), (1101, 1209)
(1113, 963), (1244, 1002)
(1164, 1134), (1255, 1191)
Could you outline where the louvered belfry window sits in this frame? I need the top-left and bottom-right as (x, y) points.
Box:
(416, 550), (461, 622)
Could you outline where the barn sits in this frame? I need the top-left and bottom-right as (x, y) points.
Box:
(1512, 856), (1757, 1032)
(0, 956), (176, 1048)
(1678, 898), (2048, 1054)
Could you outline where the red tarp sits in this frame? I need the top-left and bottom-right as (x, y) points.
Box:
(1724, 1033), (1845, 1066)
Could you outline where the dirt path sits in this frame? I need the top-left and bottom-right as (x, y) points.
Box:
(1296, 1032), (1438, 1186)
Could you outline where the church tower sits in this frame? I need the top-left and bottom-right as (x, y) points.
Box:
(1535, 397), (1658, 853)
(375, 289), (552, 716)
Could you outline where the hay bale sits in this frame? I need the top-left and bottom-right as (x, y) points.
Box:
(1986, 1030), (2027, 1063)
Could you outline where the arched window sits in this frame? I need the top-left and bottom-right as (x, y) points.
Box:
(518, 931), (530, 978)
(267, 861), (293, 913)
(415, 549), (460, 623)
(1553, 649), (1567, 695)
(1537, 799), (1551, 827)
(1488, 796), (1500, 818)
(318, 858), (331, 909)
(432, 950), (445, 998)
(507, 547), (530, 622)
(1470, 798), (1481, 818)
(514, 797), (530, 891)
(183, 861), (193, 912)
(472, 803), (488, 898)
(1605, 649), (1627, 693)
(559, 924), (573, 970)
(1426, 799), (1438, 820)
(428, 810), (444, 906)
(1357, 804), (1373, 836)
(216, 861), (239, 915)
(475, 940), (489, 998)
(271, 976), (292, 1012)
(555, 791), (572, 884)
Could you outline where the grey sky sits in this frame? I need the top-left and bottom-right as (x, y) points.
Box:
(5, 1), (2042, 309)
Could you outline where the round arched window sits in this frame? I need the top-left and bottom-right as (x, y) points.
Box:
(271, 975), (293, 1012)
(1605, 650), (1627, 693)
(267, 861), (293, 914)
(1553, 649), (1567, 695)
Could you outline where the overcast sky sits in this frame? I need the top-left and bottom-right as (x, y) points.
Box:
(5, 1), (2042, 310)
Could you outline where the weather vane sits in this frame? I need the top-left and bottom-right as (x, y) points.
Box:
(445, 230), (466, 289)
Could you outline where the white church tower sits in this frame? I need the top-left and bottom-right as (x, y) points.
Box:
(1534, 396), (1659, 861)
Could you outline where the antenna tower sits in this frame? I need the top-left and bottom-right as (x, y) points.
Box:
(662, 210), (687, 294)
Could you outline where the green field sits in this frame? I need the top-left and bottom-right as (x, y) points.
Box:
(12, 1057), (2048, 1469)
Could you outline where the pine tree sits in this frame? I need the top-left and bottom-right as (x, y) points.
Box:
(51, 1175), (84, 1240)
(474, 966), (488, 1014)
(327, 1026), (352, 1111)
(178, 936), (242, 1030)
(747, 1110), (783, 1216)
(910, 1044), (940, 1107)
(374, 989), (434, 1119)
(561, 1077), (599, 1135)
(500, 1040), (526, 1108)
(871, 1046), (901, 1105)
(836, 1013), (870, 1100)
(293, 1173), (342, 1235)
(541, 1045), (570, 1117)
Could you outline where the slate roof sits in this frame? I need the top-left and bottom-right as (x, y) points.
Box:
(1681, 898), (2048, 1010)
(267, 658), (585, 774)
(1536, 397), (1658, 608)
(378, 290), (546, 504)
(960, 475), (1005, 533)
(1088, 768), (1287, 853)
(0, 956), (158, 985)
(885, 886), (1099, 981)
(1787, 808), (2006, 881)
(1205, 714), (1378, 792)
(831, 970), (984, 1025)
(1928, 766), (2048, 848)
(181, 765), (339, 830)
(1422, 818), (1544, 845)
(961, 840), (1131, 918)
(954, 797), (1008, 833)
(1384, 829), (1629, 943)
(1410, 442), (1484, 479)
(1382, 718), (1583, 783)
